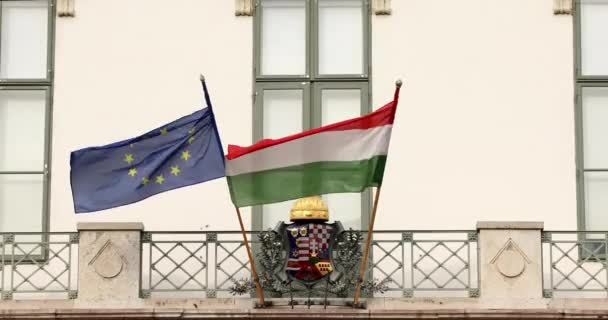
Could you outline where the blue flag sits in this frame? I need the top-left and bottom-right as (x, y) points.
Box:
(70, 87), (225, 213)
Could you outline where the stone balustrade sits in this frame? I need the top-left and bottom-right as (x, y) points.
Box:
(1, 221), (608, 319)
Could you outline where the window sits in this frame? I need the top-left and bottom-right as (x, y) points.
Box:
(576, 0), (608, 231)
(252, 0), (370, 230)
(0, 0), (54, 233)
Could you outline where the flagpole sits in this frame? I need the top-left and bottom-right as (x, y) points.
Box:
(234, 206), (266, 307)
(353, 79), (402, 306)
(200, 74), (264, 305)
(353, 185), (382, 306)
(199, 74), (226, 168)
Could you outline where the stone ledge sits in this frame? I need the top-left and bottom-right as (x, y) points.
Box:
(9, 297), (608, 311)
(476, 221), (544, 230)
(3, 308), (608, 319)
(77, 222), (145, 231)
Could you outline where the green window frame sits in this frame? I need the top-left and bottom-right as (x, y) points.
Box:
(574, 0), (608, 232)
(252, 0), (372, 230)
(0, 0), (55, 233)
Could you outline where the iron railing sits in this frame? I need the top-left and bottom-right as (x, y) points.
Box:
(542, 231), (608, 297)
(140, 230), (480, 298)
(16, 229), (608, 299)
(0, 232), (79, 300)
(140, 231), (253, 298)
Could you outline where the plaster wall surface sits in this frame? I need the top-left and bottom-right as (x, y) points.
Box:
(50, 0), (575, 232)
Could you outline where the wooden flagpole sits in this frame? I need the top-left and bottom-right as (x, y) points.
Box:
(353, 79), (402, 306)
(234, 206), (266, 306)
(204, 74), (264, 306)
(353, 185), (382, 305)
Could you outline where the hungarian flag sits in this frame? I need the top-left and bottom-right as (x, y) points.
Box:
(226, 86), (400, 208)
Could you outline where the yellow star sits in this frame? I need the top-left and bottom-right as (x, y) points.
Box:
(155, 174), (165, 184)
(160, 128), (168, 135)
(124, 154), (134, 165)
(171, 165), (181, 176)
(128, 168), (137, 177)
(188, 136), (195, 144)
(142, 177), (150, 185)
(181, 150), (191, 161)
(188, 128), (195, 134)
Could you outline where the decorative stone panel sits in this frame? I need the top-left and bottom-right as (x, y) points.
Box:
(77, 222), (144, 303)
(477, 221), (543, 299)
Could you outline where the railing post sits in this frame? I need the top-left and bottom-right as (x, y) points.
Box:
(77, 222), (145, 304)
(477, 221), (544, 300)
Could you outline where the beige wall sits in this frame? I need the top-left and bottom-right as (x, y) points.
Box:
(51, 0), (253, 231)
(50, 0), (575, 231)
(372, 0), (575, 230)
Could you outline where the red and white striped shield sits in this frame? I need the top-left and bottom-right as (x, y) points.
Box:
(284, 222), (340, 283)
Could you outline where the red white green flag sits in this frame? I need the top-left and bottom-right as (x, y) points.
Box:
(226, 86), (400, 208)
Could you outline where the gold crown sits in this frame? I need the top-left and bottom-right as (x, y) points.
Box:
(289, 196), (329, 221)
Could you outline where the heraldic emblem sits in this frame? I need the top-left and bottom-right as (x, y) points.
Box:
(228, 195), (390, 306)
(274, 196), (344, 285)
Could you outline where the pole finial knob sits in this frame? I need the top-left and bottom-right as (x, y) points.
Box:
(396, 79), (403, 88)
(200, 74), (205, 82)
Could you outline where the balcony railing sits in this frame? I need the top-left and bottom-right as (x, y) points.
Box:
(542, 231), (608, 298)
(0, 232), (79, 300)
(138, 230), (480, 298)
(4, 228), (608, 300)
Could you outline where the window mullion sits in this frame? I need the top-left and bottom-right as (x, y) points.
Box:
(303, 82), (312, 130)
(0, 171), (45, 175)
(47, 0), (55, 82)
(309, 0), (316, 81)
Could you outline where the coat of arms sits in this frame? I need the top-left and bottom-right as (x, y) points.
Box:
(229, 196), (389, 304)
(274, 196), (344, 286)
(276, 221), (343, 284)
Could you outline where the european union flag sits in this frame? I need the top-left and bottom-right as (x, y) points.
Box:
(70, 84), (225, 213)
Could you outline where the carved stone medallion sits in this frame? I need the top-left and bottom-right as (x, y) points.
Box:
(490, 238), (531, 279)
(88, 239), (124, 279)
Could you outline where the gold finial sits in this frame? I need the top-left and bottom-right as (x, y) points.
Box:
(289, 195), (329, 221)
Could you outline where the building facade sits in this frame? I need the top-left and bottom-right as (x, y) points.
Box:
(0, 0), (581, 232)
(1, 0), (608, 318)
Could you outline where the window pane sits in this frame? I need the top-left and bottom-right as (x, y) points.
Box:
(585, 172), (608, 230)
(582, 87), (608, 169)
(322, 193), (361, 229)
(321, 89), (362, 229)
(262, 89), (303, 223)
(262, 199), (296, 229)
(261, 0), (306, 76)
(263, 89), (303, 138)
(0, 174), (43, 232)
(0, 0), (48, 79)
(318, 0), (364, 75)
(0, 90), (47, 171)
(581, 0), (608, 76)
(321, 89), (361, 123)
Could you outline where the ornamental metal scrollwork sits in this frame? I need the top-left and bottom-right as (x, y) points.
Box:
(229, 196), (389, 301)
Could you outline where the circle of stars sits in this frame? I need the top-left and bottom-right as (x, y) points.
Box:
(125, 124), (197, 186)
